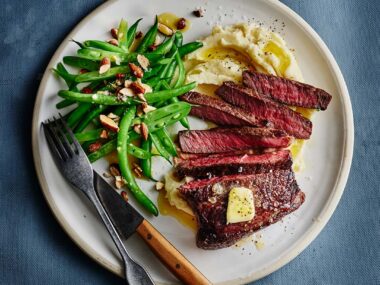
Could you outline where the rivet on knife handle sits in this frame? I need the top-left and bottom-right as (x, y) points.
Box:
(136, 220), (211, 285)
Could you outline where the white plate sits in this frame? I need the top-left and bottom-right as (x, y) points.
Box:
(32, 0), (354, 284)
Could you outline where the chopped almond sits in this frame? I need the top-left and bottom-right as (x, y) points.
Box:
(110, 28), (118, 39)
(121, 191), (129, 202)
(109, 163), (121, 177)
(115, 176), (125, 189)
(140, 122), (149, 140)
(99, 57), (111, 74)
(107, 39), (119, 46)
(158, 23), (173, 36)
(100, 129), (109, 139)
(142, 103), (156, 114)
(155, 181), (164, 191)
(137, 54), (150, 71)
(129, 62), (144, 78)
(100, 114), (119, 132)
(88, 142), (102, 153)
(133, 124), (141, 134)
(130, 81), (146, 94)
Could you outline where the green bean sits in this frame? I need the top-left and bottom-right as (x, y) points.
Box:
(154, 36), (175, 55)
(163, 60), (177, 83)
(77, 48), (161, 64)
(153, 80), (164, 92)
(140, 138), (156, 181)
(136, 16), (158, 53)
(134, 102), (192, 133)
(112, 106), (126, 117)
(88, 139), (115, 162)
(63, 56), (99, 71)
(143, 65), (163, 79)
(143, 76), (169, 88)
(58, 82), (196, 105)
(87, 137), (152, 162)
(172, 51), (185, 88)
(178, 41), (203, 58)
(174, 31), (183, 47)
(53, 63), (76, 87)
(117, 106), (158, 216)
(56, 99), (75, 109)
(75, 128), (103, 143)
(66, 103), (92, 128)
(87, 131), (140, 161)
(71, 39), (84, 48)
(74, 66), (130, 83)
(154, 128), (177, 156)
(83, 40), (125, 53)
(169, 97), (190, 129)
(126, 18), (142, 49)
(154, 58), (174, 65)
(74, 105), (108, 133)
(117, 19), (128, 51)
(150, 132), (171, 163)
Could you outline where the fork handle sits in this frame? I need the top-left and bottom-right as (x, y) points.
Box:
(136, 220), (211, 285)
(87, 191), (155, 285)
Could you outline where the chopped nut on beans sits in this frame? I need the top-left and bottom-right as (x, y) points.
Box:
(109, 163), (121, 177)
(88, 142), (102, 153)
(155, 182), (165, 191)
(176, 18), (186, 30)
(129, 63), (144, 78)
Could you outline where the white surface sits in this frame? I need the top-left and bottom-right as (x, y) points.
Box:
(32, 0), (354, 284)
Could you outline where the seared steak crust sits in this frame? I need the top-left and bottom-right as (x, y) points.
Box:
(180, 91), (265, 127)
(178, 127), (292, 154)
(216, 82), (312, 139)
(179, 169), (305, 249)
(243, 70), (332, 110)
(175, 150), (292, 179)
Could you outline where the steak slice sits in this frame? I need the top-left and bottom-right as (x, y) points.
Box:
(176, 149), (261, 160)
(243, 70), (332, 110)
(175, 150), (292, 179)
(178, 127), (292, 154)
(216, 82), (313, 139)
(179, 169), (305, 249)
(180, 91), (266, 127)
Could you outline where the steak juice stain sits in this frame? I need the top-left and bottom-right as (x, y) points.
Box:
(157, 190), (197, 232)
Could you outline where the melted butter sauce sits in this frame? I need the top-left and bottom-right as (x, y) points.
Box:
(201, 47), (250, 64)
(157, 190), (197, 231)
(263, 41), (291, 76)
(158, 13), (191, 33)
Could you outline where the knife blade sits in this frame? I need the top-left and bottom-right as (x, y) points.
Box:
(93, 172), (211, 285)
(94, 172), (143, 239)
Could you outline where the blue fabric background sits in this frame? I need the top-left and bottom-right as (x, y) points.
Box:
(0, 0), (378, 284)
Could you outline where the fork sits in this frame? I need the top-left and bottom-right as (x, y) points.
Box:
(42, 114), (155, 285)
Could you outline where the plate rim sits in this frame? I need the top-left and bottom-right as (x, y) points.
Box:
(31, 0), (354, 284)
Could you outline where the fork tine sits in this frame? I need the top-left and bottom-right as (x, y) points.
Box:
(43, 122), (66, 161)
(54, 118), (74, 158)
(47, 117), (70, 160)
(58, 113), (81, 154)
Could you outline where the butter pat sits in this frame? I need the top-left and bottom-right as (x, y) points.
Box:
(226, 187), (255, 224)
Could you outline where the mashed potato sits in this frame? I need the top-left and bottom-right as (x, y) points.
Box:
(165, 23), (311, 215)
(185, 23), (303, 85)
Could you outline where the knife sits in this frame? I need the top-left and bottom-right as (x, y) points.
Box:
(93, 172), (211, 285)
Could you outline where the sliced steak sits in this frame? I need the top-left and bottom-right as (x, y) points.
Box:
(180, 91), (266, 127)
(243, 70), (332, 110)
(175, 150), (292, 179)
(178, 127), (292, 154)
(176, 149), (261, 161)
(216, 82), (312, 139)
(179, 169), (305, 249)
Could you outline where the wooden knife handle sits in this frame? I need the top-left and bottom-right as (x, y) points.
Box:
(136, 219), (211, 285)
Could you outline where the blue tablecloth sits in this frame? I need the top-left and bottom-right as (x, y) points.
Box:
(0, 1), (378, 284)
